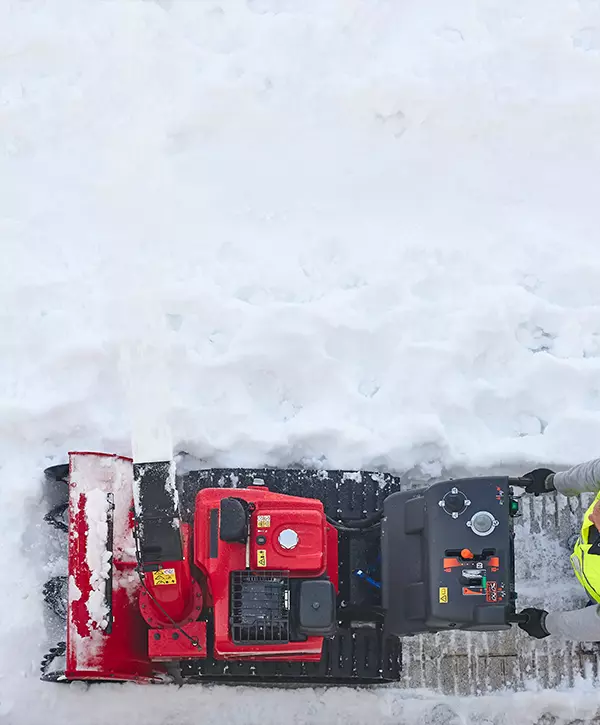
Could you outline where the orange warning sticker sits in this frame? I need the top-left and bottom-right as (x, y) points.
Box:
(486, 581), (502, 602)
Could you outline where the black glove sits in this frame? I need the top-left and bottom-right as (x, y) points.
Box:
(518, 608), (550, 639)
(522, 468), (556, 495)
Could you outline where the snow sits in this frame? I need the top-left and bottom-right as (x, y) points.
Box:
(2, 0), (600, 722)
(67, 486), (110, 674)
(110, 459), (138, 566)
(84, 488), (112, 631)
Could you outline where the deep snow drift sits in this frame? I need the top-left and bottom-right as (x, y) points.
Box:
(2, 0), (600, 723)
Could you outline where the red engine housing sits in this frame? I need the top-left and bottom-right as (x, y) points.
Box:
(194, 486), (339, 660)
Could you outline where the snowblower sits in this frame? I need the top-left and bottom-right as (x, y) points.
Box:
(41, 452), (524, 685)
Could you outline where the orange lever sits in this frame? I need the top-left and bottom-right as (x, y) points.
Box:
(460, 548), (474, 560)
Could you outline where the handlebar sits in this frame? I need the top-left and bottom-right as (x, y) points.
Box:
(506, 611), (529, 624)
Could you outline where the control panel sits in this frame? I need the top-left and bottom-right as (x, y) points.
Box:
(381, 477), (520, 636)
(428, 478), (517, 628)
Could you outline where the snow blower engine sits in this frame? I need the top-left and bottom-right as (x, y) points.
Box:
(41, 452), (523, 685)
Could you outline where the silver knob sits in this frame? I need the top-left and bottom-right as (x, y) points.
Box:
(467, 510), (496, 536)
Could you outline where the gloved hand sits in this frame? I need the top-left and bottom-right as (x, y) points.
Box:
(522, 468), (556, 495)
(518, 608), (551, 639)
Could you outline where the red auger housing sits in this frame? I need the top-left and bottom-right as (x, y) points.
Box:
(41, 452), (522, 685)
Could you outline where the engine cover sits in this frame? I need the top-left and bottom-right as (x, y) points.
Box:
(194, 485), (337, 659)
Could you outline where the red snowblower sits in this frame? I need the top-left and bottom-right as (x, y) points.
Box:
(41, 452), (524, 685)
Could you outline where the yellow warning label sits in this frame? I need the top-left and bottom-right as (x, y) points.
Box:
(152, 568), (177, 586)
(439, 586), (449, 604)
(257, 550), (267, 568)
(257, 515), (271, 528)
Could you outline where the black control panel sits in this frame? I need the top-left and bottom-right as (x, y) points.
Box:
(381, 477), (519, 636)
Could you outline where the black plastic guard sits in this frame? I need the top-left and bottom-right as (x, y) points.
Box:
(382, 477), (515, 637)
(134, 461), (183, 569)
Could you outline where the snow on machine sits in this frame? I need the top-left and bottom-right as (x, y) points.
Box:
(41, 451), (525, 685)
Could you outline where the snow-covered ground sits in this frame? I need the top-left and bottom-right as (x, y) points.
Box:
(3, 0), (600, 722)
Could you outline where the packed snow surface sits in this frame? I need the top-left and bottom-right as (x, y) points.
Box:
(2, 0), (600, 723)
(82, 488), (112, 632)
